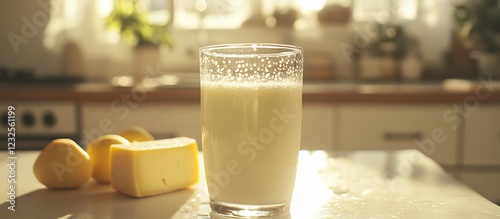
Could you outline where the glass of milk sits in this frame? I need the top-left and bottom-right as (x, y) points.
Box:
(200, 44), (303, 217)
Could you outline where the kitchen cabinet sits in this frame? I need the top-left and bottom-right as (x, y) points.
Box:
(337, 104), (459, 165)
(461, 172), (500, 205)
(81, 103), (336, 151)
(332, 104), (500, 203)
(81, 103), (201, 148)
(460, 104), (500, 204)
(301, 104), (336, 150)
(463, 105), (500, 165)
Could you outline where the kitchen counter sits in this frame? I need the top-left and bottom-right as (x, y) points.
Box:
(1, 150), (499, 218)
(2, 79), (500, 103)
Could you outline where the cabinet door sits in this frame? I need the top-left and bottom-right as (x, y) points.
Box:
(81, 103), (200, 148)
(464, 105), (500, 165)
(338, 104), (458, 165)
(460, 172), (500, 204)
(301, 104), (335, 150)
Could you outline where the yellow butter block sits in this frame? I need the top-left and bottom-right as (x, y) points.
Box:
(110, 137), (199, 198)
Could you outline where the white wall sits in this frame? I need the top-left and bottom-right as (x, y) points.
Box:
(0, 0), (59, 76)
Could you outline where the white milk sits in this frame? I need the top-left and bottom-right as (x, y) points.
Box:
(201, 82), (302, 205)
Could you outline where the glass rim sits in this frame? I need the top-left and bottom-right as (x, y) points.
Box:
(200, 43), (303, 58)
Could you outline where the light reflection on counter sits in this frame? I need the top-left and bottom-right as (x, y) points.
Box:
(290, 151), (332, 218)
(175, 150), (500, 218)
(2, 151), (498, 218)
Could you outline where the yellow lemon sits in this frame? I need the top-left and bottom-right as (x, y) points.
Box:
(87, 135), (129, 183)
(119, 127), (154, 142)
(33, 139), (92, 189)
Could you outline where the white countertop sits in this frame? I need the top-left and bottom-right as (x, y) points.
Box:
(1, 150), (499, 218)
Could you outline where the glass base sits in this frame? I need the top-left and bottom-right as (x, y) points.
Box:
(210, 198), (289, 218)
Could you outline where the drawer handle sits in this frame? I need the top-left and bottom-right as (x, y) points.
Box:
(383, 132), (422, 141)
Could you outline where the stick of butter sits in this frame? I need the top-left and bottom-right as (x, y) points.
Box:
(110, 137), (199, 198)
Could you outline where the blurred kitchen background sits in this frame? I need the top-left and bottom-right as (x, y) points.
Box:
(1, 0), (500, 205)
(1, 0), (499, 82)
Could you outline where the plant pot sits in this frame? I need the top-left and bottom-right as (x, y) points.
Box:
(134, 44), (160, 84)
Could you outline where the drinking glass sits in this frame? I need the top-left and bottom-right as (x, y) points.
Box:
(200, 43), (303, 217)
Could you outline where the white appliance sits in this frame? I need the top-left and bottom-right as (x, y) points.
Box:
(0, 101), (79, 150)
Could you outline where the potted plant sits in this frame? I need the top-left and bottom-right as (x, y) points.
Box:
(455, 0), (500, 78)
(105, 0), (173, 83)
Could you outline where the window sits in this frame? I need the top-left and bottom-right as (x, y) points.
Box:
(173, 0), (251, 29)
(353, 0), (417, 22)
